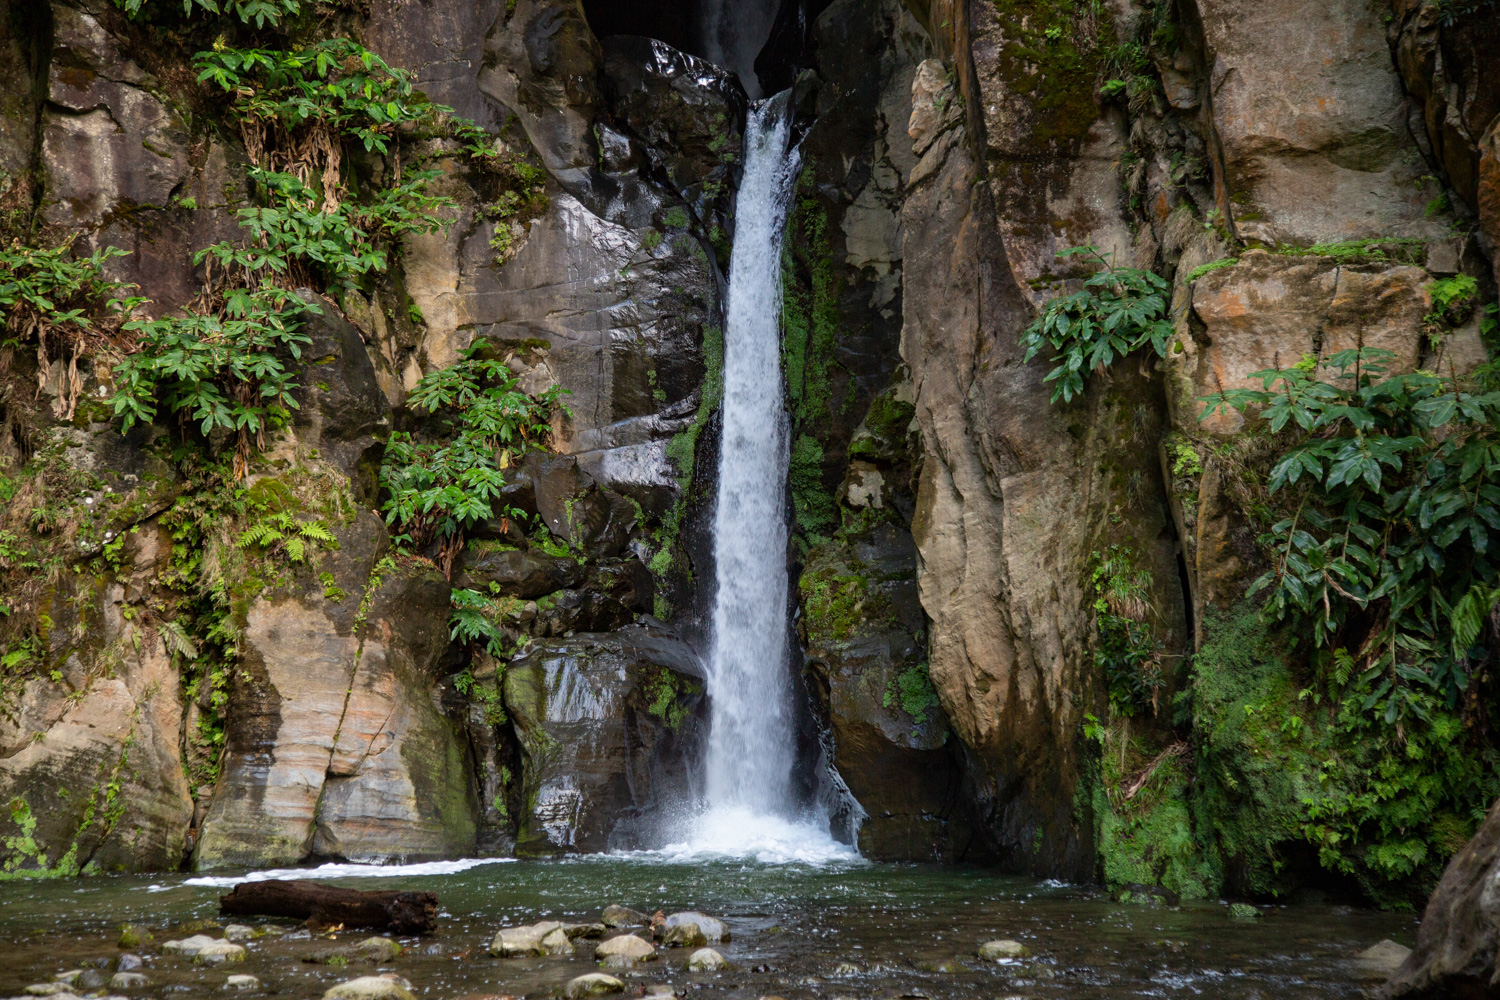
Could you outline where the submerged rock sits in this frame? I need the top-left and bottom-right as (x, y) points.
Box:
(107, 973), (147, 989)
(353, 937), (403, 962)
(225, 975), (261, 991)
(116, 925), (152, 949)
(977, 939), (1029, 960)
(115, 956), (142, 972)
(323, 975), (416, 1000)
(564, 973), (625, 998)
(595, 933), (656, 966)
(685, 948), (727, 972)
(564, 923), (607, 939)
(222, 924), (255, 942)
(1354, 940), (1412, 979)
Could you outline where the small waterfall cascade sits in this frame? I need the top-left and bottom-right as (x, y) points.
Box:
(677, 93), (854, 864)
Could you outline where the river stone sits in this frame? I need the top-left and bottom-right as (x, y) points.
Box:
(565, 923), (607, 939)
(162, 934), (218, 956)
(595, 933), (656, 966)
(108, 973), (147, 989)
(323, 976), (417, 1000)
(977, 939), (1029, 960)
(1354, 939), (1412, 979)
(115, 955), (142, 972)
(660, 923), (706, 948)
(490, 920), (567, 957)
(664, 912), (728, 943)
(564, 973), (625, 998)
(1228, 903), (1261, 919)
(50, 973), (81, 986)
(354, 937), (403, 962)
(602, 905), (649, 927)
(225, 975), (261, 990)
(686, 948), (727, 972)
(116, 925), (152, 949)
(222, 924), (256, 942)
(194, 940), (248, 964)
(179, 919), (223, 933)
(25, 985), (71, 996)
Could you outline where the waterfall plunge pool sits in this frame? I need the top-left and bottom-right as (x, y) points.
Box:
(0, 856), (1413, 998)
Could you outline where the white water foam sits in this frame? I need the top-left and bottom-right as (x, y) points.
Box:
(669, 94), (852, 865)
(174, 857), (513, 889)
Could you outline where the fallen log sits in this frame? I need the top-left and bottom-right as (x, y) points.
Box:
(219, 879), (438, 934)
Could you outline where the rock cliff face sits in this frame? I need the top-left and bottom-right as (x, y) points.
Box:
(0, 0), (1496, 903)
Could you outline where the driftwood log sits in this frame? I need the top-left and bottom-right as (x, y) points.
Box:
(219, 880), (438, 934)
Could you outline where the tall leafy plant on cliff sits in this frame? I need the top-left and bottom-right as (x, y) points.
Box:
(380, 347), (568, 573)
(1020, 246), (1175, 403)
(1199, 348), (1500, 723)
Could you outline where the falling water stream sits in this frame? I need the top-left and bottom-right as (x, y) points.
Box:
(670, 93), (852, 863)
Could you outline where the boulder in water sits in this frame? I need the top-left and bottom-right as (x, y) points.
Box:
(686, 948), (728, 972)
(663, 912), (728, 943)
(25, 985), (72, 996)
(194, 940), (248, 965)
(222, 924), (256, 942)
(660, 923), (706, 948)
(1354, 940), (1412, 980)
(564, 923), (607, 939)
(977, 939), (1029, 960)
(225, 975), (262, 990)
(323, 975), (416, 1000)
(490, 921), (572, 957)
(354, 937), (403, 962)
(1228, 903), (1261, 919)
(108, 972), (147, 989)
(564, 973), (625, 998)
(161, 934), (220, 957)
(116, 925), (152, 949)
(115, 955), (142, 972)
(602, 905), (649, 927)
(595, 933), (656, 966)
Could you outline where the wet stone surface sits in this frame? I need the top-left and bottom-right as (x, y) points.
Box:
(0, 858), (1416, 999)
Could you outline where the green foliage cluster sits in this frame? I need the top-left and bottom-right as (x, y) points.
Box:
(781, 176), (839, 428)
(380, 347), (566, 551)
(448, 587), (507, 658)
(114, 0), (300, 28)
(197, 168), (450, 290)
(643, 668), (697, 731)
(0, 243), (140, 346)
(883, 662), (940, 727)
(1091, 546), (1163, 718)
(1021, 247), (1174, 403)
(1201, 347), (1500, 723)
(789, 434), (836, 540)
(111, 285), (314, 438)
(194, 39), (440, 155)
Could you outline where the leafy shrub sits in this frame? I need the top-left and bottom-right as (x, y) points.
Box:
(0, 242), (144, 419)
(195, 39), (439, 156)
(110, 285), (315, 453)
(196, 168), (450, 290)
(449, 588), (506, 657)
(1091, 546), (1163, 717)
(380, 348), (567, 569)
(114, 0), (299, 28)
(1199, 347), (1500, 722)
(1020, 246), (1174, 403)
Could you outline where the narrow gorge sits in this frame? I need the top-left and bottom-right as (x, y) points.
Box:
(0, 0), (1497, 997)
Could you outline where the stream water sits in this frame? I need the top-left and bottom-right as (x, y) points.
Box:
(0, 858), (1413, 999)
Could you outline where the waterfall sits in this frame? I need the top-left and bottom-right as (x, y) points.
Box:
(676, 93), (853, 864)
